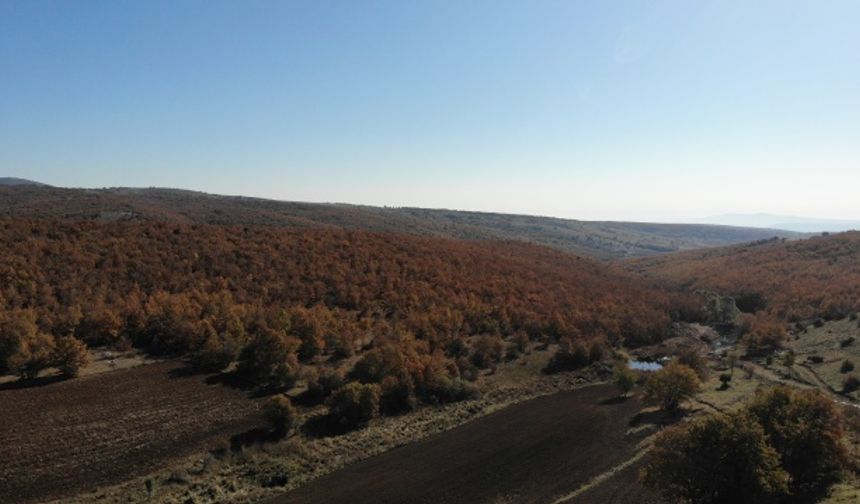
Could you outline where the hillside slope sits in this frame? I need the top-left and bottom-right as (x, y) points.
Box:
(0, 186), (801, 259)
(628, 233), (860, 321)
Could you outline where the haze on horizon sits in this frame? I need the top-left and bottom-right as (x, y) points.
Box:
(2, 1), (859, 223)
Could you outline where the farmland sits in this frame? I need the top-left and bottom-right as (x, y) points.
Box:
(270, 384), (658, 504)
(0, 361), (263, 503)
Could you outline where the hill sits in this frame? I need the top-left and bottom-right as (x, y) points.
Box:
(0, 219), (677, 380)
(0, 185), (802, 259)
(0, 177), (48, 187)
(628, 233), (860, 321)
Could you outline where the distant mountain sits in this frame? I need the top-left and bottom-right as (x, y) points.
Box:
(701, 213), (860, 233)
(0, 177), (48, 187)
(0, 185), (804, 259)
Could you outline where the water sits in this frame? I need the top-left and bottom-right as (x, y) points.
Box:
(628, 360), (663, 371)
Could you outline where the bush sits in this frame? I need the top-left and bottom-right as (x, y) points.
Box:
(842, 375), (860, 393)
(677, 348), (708, 380)
(8, 331), (56, 381)
(613, 366), (636, 397)
(543, 341), (590, 374)
(307, 368), (344, 400)
(380, 373), (417, 414)
(840, 360), (854, 374)
(236, 328), (300, 391)
(53, 335), (89, 378)
(470, 334), (503, 369)
(741, 315), (787, 355)
(719, 372), (732, 389)
(644, 362), (701, 412)
(327, 382), (381, 428)
(840, 337), (855, 348)
(0, 309), (40, 375)
(264, 394), (297, 436)
(588, 341), (605, 363)
(643, 412), (789, 504)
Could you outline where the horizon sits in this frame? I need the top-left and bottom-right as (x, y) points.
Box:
(7, 177), (860, 230)
(2, 1), (859, 221)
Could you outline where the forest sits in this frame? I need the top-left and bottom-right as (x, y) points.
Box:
(630, 233), (860, 323)
(0, 219), (679, 412)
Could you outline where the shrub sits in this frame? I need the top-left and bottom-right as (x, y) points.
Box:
(53, 335), (89, 378)
(470, 334), (503, 369)
(840, 360), (855, 374)
(840, 337), (855, 348)
(263, 394), (297, 436)
(8, 331), (56, 381)
(380, 373), (417, 414)
(77, 306), (123, 346)
(0, 309), (40, 375)
(644, 362), (701, 412)
(543, 341), (590, 374)
(741, 315), (787, 355)
(719, 372), (732, 389)
(326, 382), (381, 427)
(782, 350), (795, 368)
(677, 348), (708, 380)
(843, 375), (860, 393)
(807, 355), (824, 364)
(613, 365), (636, 397)
(588, 341), (605, 363)
(643, 412), (789, 504)
(327, 382), (381, 428)
(236, 328), (300, 391)
(307, 368), (344, 400)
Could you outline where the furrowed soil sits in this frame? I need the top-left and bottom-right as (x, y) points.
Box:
(0, 361), (263, 504)
(269, 384), (652, 504)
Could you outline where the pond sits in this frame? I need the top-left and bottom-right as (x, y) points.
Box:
(628, 359), (663, 371)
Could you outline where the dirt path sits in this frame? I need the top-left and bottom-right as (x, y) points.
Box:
(268, 384), (648, 504)
(0, 361), (263, 504)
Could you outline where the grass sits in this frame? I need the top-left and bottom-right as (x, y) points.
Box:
(787, 318), (860, 398)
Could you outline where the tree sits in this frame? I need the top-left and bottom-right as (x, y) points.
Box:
(327, 382), (381, 428)
(644, 362), (701, 412)
(3, 312), (57, 381)
(613, 365), (636, 397)
(236, 328), (300, 391)
(0, 309), (40, 375)
(263, 394), (297, 436)
(719, 372), (732, 390)
(746, 387), (850, 498)
(470, 334), (503, 369)
(543, 339), (590, 374)
(843, 375), (860, 393)
(677, 348), (708, 380)
(643, 412), (789, 504)
(53, 335), (89, 378)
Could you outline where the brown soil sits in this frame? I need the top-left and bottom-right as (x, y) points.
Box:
(573, 457), (666, 504)
(0, 361), (263, 504)
(269, 384), (652, 504)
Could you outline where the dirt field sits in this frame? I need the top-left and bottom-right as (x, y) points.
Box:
(269, 384), (654, 504)
(0, 361), (263, 504)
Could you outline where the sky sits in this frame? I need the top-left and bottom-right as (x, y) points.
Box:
(1, 0), (859, 222)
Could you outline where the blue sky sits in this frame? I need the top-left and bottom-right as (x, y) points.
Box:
(2, 1), (858, 221)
